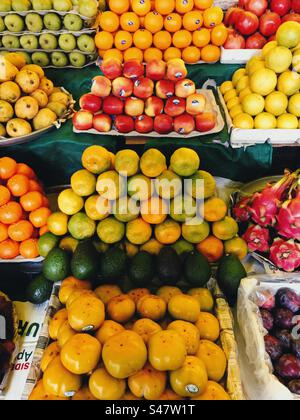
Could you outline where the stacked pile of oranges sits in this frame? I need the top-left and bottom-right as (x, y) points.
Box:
(95, 0), (227, 64)
(0, 157), (51, 260)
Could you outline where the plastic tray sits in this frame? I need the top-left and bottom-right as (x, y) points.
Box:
(221, 47), (261, 65)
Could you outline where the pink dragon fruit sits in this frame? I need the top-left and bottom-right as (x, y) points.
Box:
(243, 225), (270, 252)
(270, 238), (300, 272)
(277, 190), (300, 241)
(233, 196), (252, 222)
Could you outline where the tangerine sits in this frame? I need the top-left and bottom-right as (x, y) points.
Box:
(133, 29), (153, 50)
(16, 163), (36, 180)
(153, 31), (172, 50)
(7, 174), (30, 197)
(203, 7), (223, 28)
(144, 11), (164, 33)
(0, 202), (23, 225)
(155, 0), (175, 15)
(164, 13), (182, 33)
(19, 238), (39, 259)
(201, 44), (221, 63)
(193, 28), (210, 47)
(0, 157), (17, 180)
(8, 220), (34, 242)
(0, 239), (19, 259)
(120, 12), (140, 32)
(0, 185), (11, 207)
(95, 31), (114, 50)
(132, 0), (151, 16)
(39, 225), (49, 236)
(144, 48), (163, 62)
(173, 30), (192, 49)
(29, 179), (43, 193)
(182, 46), (201, 64)
(29, 207), (52, 228)
(183, 11), (203, 31)
(114, 31), (133, 51)
(99, 11), (120, 33)
(20, 191), (43, 212)
(0, 223), (8, 242)
(196, 236), (224, 263)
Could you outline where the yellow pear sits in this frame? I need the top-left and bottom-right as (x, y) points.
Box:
(0, 56), (19, 83)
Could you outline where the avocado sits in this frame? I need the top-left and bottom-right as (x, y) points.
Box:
(100, 247), (127, 282)
(26, 274), (53, 304)
(157, 247), (182, 285)
(43, 248), (70, 282)
(184, 251), (211, 287)
(129, 251), (155, 287)
(217, 255), (247, 306)
(71, 241), (99, 281)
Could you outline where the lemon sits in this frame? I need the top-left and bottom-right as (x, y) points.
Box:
(128, 174), (152, 201)
(68, 213), (96, 240)
(212, 216), (239, 241)
(224, 89), (237, 103)
(126, 218), (152, 245)
(265, 46), (292, 73)
(288, 93), (300, 117)
(227, 97), (240, 111)
(250, 68), (277, 96)
(58, 189), (84, 216)
(170, 197), (197, 223)
(71, 170), (96, 197)
(246, 56), (265, 76)
(140, 149), (167, 178)
(224, 237), (248, 260)
(277, 71), (300, 96)
(115, 150), (140, 177)
(292, 49), (300, 72)
(97, 217), (125, 244)
(277, 21), (300, 49)
(186, 170), (216, 200)
(155, 170), (182, 199)
(170, 148), (200, 177)
(277, 113), (298, 129)
(236, 76), (249, 94)
(232, 68), (247, 87)
(96, 170), (126, 200)
(220, 81), (234, 95)
(155, 220), (182, 245)
(262, 41), (277, 57)
(82, 145), (111, 175)
(254, 113), (277, 129)
(230, 105), (243, 119)
(85, 195), (110, 221)
(239, 87), (252, 101)
(182, 219), (210, 244)
(47, 212), (69, 236)
(233, 113), (254, 129)
(242, 94), (265, 116)
(113, 197), (140, 222)
(265, 91), (288, 116)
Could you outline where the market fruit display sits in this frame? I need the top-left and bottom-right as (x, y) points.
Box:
(220, 22), (300, 129)
(258, 287), (300, 394)
(224, 0), (300, 49)
(73, 59), (218, 135)
(0, 54), (73, 138)
(233, 169), (300, 272)
(96, 1), (227, 64)
(29, 279), (231, 400)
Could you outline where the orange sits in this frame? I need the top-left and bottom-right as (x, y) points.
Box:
(194, 0), (213, 9)
(124, 48), (144, 62)
(42, 196), (50, 208)
(39, 225), (49, 236)
(203, 197), (227, 222)
(95, 31), (114, 50)
(0, 157), (17, 180)
(211, 24), (228, 46)
(0, 186), (11, 207)
(196, 236), (224, 263)
(155, 0), (175, 15)
(173, 30), (192, 49)
(109, 0), (130, 14)
(0, 239), (19, 259)
(133, 29), (153, 50)
(29, 179), (43, 193)
(144, 11), (164, 33)
(0, 223), (8, 242)
(132, 0), (151, 16)
(155, 220), (181, 245)
(103, 49), (124, 62)
(8, 220), (34, 242)
(144, 48), (163, 62)
(164, 13), (182, 33)
(98, 49), (106, 58)
(19, 238), (39, 259)
(140, 198), (168, 225)
(0, 202), (23, 225)
(16, 163), (36, 180)
(153, 31), (172, 50)
(7, 174), (30, 197)
(164, 47), (181, 62)
(120, 12), (140, 32)
(114, 31), (133, 51)
(99, 11), (120, 33)
(183, 11), (203, 31)
(182, 46), (201, 64)
(29, 207), (52, 228)
(203, 7), (223, 28)
(193, 28), (210, 47)
(175, 0), (194, 14)
(201, 44), (221, 63)
(20, 191), (43, 212)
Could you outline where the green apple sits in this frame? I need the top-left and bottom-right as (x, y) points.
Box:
(12, 0), (31, 11)
(0, 17), (5, 32)
(77, 34), (95, 53)
(63, 14), (83, 31)
(58, 34), (77, 51)
(0, 0), (12, 12)
(31, 0), (53, 10)
(78, 0), (98, 18)
(2, 35), (20, 49)
(44, 13), (61, 31)
(32, 52), (50, 67)
(39, 33), (58, 50)
(4, 14), (25, 32)
(25, 13), (44, 32)
(18, 51), (32, 64)
(69, 52), (86, 67)
(51, 52), (68, 67)
(53, 0), (72, 12)
(20, 34), (39, 50)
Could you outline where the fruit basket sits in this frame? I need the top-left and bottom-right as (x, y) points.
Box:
(238, 274), (300, 400)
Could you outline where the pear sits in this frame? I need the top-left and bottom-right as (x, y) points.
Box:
(0, 123), (6, 137)
(78, 0), (98, 17)
(0, 56), (19, 83)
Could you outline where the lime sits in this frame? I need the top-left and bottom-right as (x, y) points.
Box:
(170, 197), (197, 223)
(172, 240), (194, 255)
(186, 170), (216, 199)
(68, 213), (96, 240)
(182, 219), (210, 244)
(97, 217), (125, 244)
(115, 150), (140, 177)
(155, 170), (182, 199)
(38, 232), (59, 258)
(128, 174), (152, 201)
(113, 197), (140, 223)
(170, 148), (200, 177)
(140, 149), (167, 178)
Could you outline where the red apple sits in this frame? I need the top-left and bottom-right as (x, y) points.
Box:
(167, 59), (188, 82)
(125, 97), (145, 117)
(115, 115), (134, 133)
(103, 96), (124, 115)
(101, 58), (123, 80)
(259, 11), (281, 37)
(112, 77), (134, 98)
(282, 13), (300, 23)
(146, 60), (167, 81)
(93, 114), (112, 132)
(133, 77), (154, 99)
(91, 76), (112, 98)
(245, 0), (268, 17)
(156, 80), (175, 99)
(135, 115), (154, 134)
(164, 97), (186, 117)
(174, 114), (195, 135)
(235, 11), (259, 35)
(79, 93), (102, 114)
(195, 113), (216, 132)
(175, 79), (196, 98)
(246, 32), (267, 48)
(292, 0), (300, 13)
(145, 97), (164, 117)
(186, 94), (206, 116)
(270, 0), (291, 16)
(154, 115), (173, 134)
(73, 110), (93, 131)
(224, 31), (246, 49)
(238, 0), (248, 7)
(123, 60), (144, 79)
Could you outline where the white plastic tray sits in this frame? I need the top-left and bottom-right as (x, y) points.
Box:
(221, 47), (262, 65)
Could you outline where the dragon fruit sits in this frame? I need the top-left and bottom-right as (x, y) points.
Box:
(270, 238), (300, 272)
(243, 225), (270, 252)
(277, 189), (300, 241)
(233, 196), (252, 222)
